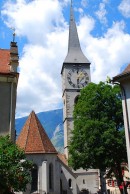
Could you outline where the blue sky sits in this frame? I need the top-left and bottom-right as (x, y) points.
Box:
(0, 0), (130, 117)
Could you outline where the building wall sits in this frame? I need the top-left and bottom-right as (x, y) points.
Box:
(106, 167), (130, 194)
(15, 153), (100, 194)
(75, 169), (99, 194)
(25, 154), (60, 194)
(60, 162), (77, 194)
(0, 76), (17, 141)
(120, 79), (130, 173)
(62, 65), (91, 158)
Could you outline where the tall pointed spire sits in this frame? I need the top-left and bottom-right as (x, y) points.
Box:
(64, 0), (90, 64)
(68, 0), (80, 51)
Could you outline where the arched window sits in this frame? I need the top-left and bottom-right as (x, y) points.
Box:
(68, 178), (72, 188)
(31, 164), (38, 192)
(49, 163), (54, 190)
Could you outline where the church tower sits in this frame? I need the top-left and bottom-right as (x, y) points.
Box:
(0, 41), (19, 141)
(61, 1), (91, 158)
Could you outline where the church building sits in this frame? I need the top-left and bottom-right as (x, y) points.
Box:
(0, 2), (99, 194)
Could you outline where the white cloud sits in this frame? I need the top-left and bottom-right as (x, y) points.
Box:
(1, 0), (130, 118)
(118, 0), (130, 18)
(103, 0), (109, 3)
(79, 19), (130, 82)
(2, 0), (68, 117)
(95, 2), (108, 25)
(2, 0), (66, 44)
(81, 0), (88, 8)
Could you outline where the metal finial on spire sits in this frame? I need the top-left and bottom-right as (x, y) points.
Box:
(10, 27), (16, 42)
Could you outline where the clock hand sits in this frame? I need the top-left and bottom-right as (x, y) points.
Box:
(79, 77), (83, 82)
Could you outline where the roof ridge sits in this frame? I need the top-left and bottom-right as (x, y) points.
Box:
(17, 111), (57, 154)
(34, 112), (46, 152)
(34, 113), (57, 153)
(0, 48), (10, 50)
(24, 111), (33, 151)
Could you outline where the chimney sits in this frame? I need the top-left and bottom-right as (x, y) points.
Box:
(10, 41), (19, 72)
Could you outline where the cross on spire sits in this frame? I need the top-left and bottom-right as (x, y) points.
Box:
(11, 27), (16, 42)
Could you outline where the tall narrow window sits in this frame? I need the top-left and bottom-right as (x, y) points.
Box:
(74, 95), (79, 104)
(49, 163), (54, 190)
(60, 179), (63, 194)
(68, 179), (72, 188)
(31, 164), (38, 192)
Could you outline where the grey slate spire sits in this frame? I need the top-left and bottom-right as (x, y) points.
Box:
(64, 0), (90, 64)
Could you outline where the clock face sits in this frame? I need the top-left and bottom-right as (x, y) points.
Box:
(67, 68), (89, 88)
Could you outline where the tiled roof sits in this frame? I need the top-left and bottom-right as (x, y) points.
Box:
(16, 111), (57, 154)
(58, 154), (68, 166)
(0, 49), (10, 73)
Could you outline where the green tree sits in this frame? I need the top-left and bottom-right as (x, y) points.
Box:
(69, 82), (127, 194)
(0, 136), (32, 194)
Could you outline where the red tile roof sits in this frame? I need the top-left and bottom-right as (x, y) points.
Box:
(0, 49), (10, 73)
(16, 111), (57, 154)
(58, 154), (68, 165)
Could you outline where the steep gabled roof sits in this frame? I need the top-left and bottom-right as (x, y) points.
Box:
(16, 111), (57, 154)
(63, 2), (90, 64)
(0, 49), (10, 73)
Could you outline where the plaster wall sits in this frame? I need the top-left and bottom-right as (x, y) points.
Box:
(0, 81), (17, 140)
(15, 154), (100, 194)
(60, 164), (99, 194)
(26, 154), (59, 194)
(60, 162), (77, 194)
(0, 82), (11, 135)
(75, 169), (99, 194)
(121, 80), (130, 173)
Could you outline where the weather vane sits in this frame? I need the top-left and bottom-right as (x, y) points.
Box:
(10, 27), (16, 42)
